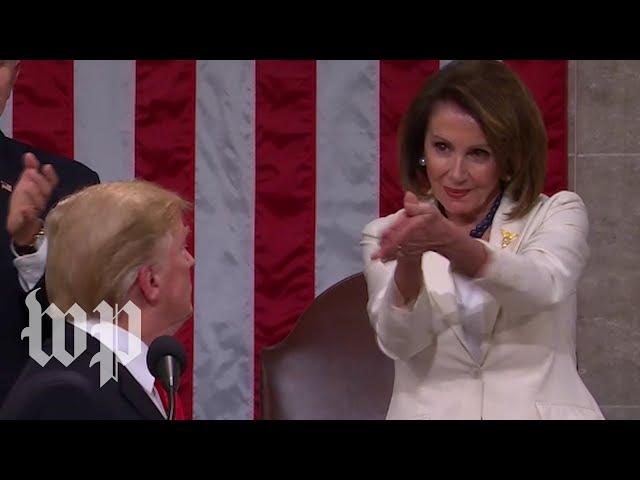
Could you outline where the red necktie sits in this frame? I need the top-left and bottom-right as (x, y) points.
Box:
(155, 379), (187, 420)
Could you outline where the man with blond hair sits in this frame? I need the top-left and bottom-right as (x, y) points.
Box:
(1, 180), (194, 420)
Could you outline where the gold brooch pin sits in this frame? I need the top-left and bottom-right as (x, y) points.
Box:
(500, 229), (518, 248)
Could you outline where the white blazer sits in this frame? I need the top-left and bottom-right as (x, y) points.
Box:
(361, 190), (604, 420)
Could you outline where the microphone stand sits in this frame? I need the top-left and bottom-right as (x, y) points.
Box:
(168, 387), (176, 421)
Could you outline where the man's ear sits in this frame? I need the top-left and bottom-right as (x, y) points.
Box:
(137, 265), (161, 304)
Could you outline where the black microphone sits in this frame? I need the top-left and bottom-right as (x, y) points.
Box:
(147, 336), (186, 420)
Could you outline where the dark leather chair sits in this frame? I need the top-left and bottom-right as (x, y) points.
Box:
(261, 273), (394, 419)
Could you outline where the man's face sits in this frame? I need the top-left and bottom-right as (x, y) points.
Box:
(154, 221), (195, 334)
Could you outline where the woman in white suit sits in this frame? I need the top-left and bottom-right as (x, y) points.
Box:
(361, 60), (603, 420)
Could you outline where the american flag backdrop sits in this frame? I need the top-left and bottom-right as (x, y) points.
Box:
(0, 60), (568, 419)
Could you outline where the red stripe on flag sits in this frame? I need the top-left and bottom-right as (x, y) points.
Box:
(379, 60), (440, 217)
(135, 60), (196, 419)
(12, 60), (74, 159)
(504, 60), (568, 195)
(254, 60), (316, 419)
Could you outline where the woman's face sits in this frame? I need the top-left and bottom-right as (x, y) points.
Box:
(423, 101), (502, 225)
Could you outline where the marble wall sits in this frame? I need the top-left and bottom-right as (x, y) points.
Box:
(571, 60), (640, 419)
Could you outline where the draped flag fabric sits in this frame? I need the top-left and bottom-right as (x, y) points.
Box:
(0, 60), (567, 419)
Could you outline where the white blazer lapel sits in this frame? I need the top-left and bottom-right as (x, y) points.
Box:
(422, 251), (481, 362)
(479, 191), (533, 362)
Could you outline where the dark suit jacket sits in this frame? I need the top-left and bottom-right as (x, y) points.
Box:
(0, 130), (100, 404)
(0, 321), (165, 420)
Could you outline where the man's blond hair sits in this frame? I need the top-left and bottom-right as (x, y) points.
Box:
(45, 180), (191, 312)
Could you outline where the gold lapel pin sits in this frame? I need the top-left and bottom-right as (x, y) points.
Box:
(500, 229), (519, 249)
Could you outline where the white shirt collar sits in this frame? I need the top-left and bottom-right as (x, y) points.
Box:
(72, 317), (155, 396)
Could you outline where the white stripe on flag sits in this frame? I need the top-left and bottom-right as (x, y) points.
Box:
(74, 60), (135, 180)
(0, 91), (12, 137)
(315, 60), (380, 295)
(194, 60), (255, 420)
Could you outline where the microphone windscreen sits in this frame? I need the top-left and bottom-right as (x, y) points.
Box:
(146, 335), (187, 378)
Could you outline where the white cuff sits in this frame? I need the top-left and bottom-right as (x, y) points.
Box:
(12, 236), (48, 292)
